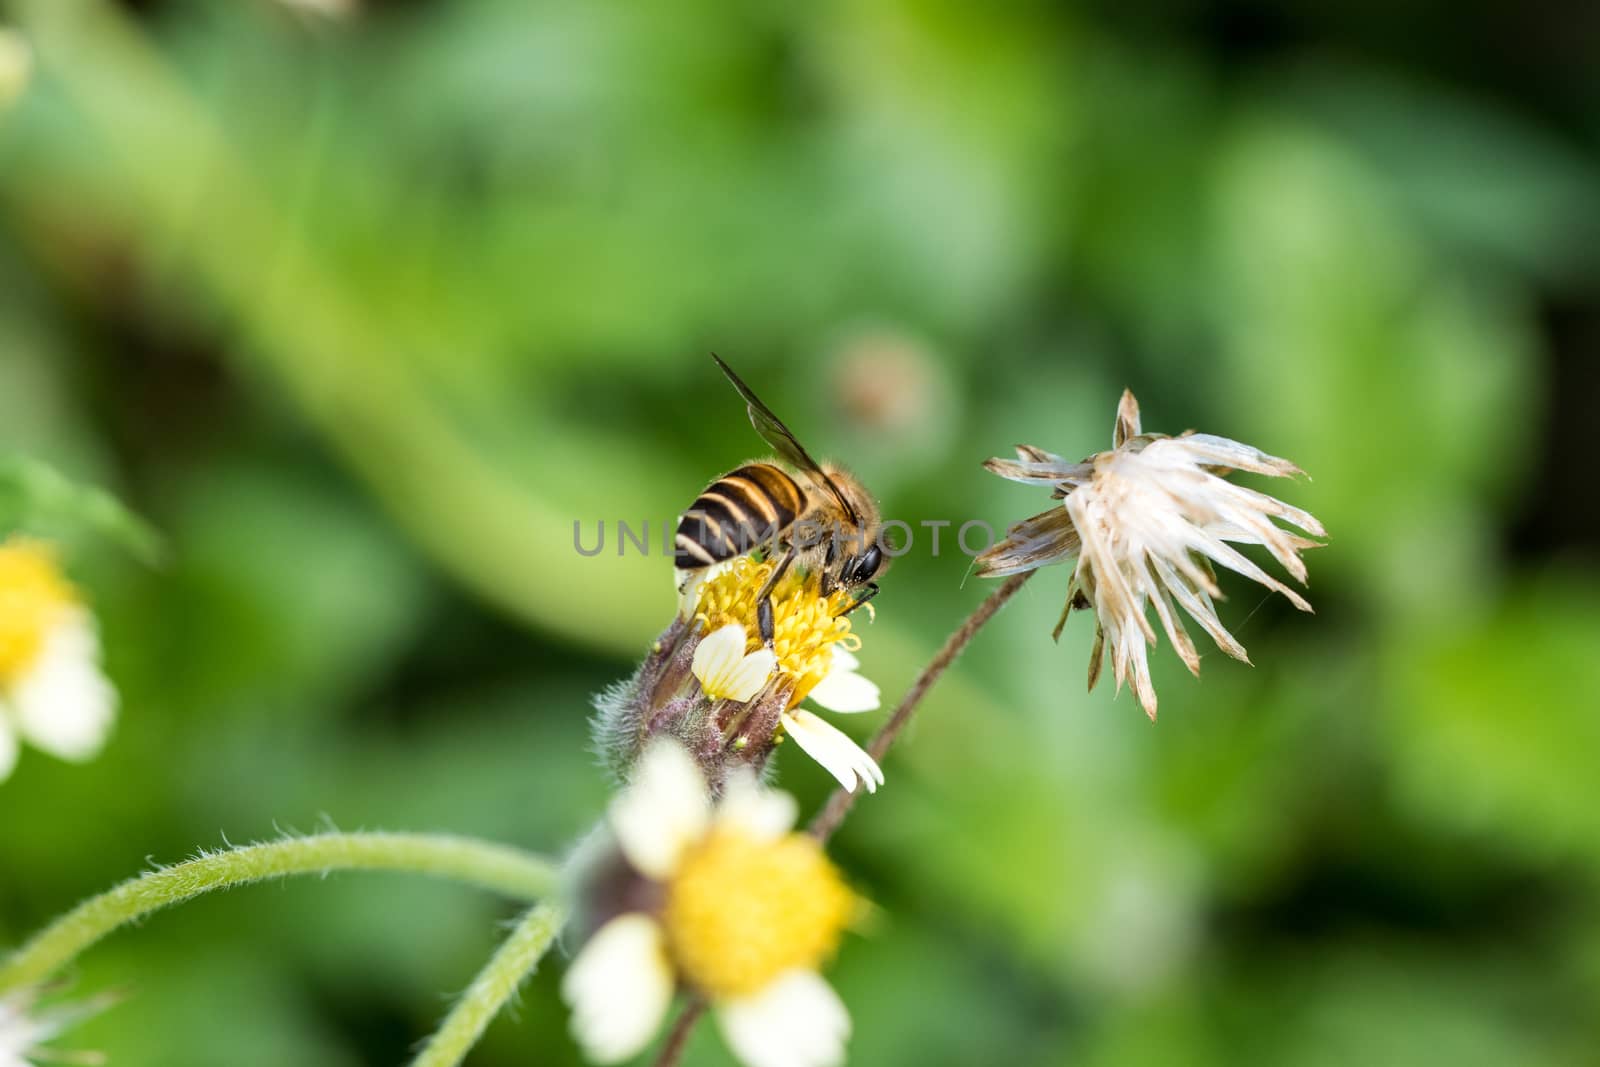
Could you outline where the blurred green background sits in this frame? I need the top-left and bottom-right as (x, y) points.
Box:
(2, 0), (1598, 1064)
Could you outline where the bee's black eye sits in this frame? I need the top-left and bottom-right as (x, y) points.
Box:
(851, 545), (884, 584)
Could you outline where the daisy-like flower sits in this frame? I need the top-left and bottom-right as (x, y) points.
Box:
(597, 554), (882, 792)
(0, 537), (117, 783)
(1, 987), (113, 1067)
(976, 390), (1325, 719)
(564, 740), (858, 1067)
(689, 558), (883, 794)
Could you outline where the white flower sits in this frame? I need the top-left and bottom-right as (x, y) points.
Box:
(977, 390), (1325, 719)
(686, 558), (885, 795)
(564, 741), (857, 1067)
(0, 539), (117, 783)
(691, 623), (778, 703)
(0, 987), (112, 1067)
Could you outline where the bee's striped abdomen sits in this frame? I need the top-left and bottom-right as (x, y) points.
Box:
(674, 463), (804, 569)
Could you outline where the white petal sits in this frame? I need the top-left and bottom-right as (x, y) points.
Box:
(1185, 528), (1314, 613)
(562, 915), (676, 1064)
(0, 716), (17, 783)
(780, 711), (883, 794)
(692, 623), (775, 702)
(609, 741), (710, 880)
(805, 666), (880, 714)
(11, 613), (116, 763)
(717, 770), (798, 842)
(724, 648), (777, 700)
(716, 970), (850, 1067)
(1161, 433), (1303, 478)
(692, 622), (746, 689)
(828, 646), (860, 673)
(1148, 552), (1250, 663)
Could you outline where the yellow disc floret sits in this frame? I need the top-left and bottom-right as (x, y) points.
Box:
(0, 537), (77, 685)
(692, 558), (861, 708)
(662, 826), (856, 999)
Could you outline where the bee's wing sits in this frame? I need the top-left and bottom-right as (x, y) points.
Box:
(711, 353), (860, 526)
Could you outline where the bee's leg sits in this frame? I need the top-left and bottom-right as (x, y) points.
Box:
(758, 598), (775, 647)
(838, 582), (880, 617)
(755, 544), (798, 645)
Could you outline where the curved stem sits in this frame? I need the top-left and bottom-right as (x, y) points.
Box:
(810, 571), (1034, 842)
(410, 902), (566, 1067)
(0, 832), (558, 994)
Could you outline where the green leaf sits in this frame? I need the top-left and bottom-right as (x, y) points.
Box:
(0, 454), (164, 565)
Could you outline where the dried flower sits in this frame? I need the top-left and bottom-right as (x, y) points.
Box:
(594, 558), (882, 794)
(564, 741), (857, 1067)
(977, 390), (1325, 719)
(0, 538), (117, 782)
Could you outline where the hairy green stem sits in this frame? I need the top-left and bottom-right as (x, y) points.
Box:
(409, 902), (566, 1067)
(0, 832), (558, 993)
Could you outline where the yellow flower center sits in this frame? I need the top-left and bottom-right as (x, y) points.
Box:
(0, 538), (77, 685)
(693, 558), (861, 708)
(662, 826), (856, 999)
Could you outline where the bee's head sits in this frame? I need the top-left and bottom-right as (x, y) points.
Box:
(817, 462), (886, 589)
(841, 542), (885, 586)
(819, 463), (879, 528)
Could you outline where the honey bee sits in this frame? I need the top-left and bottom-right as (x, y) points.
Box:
(674, 355), (885, 645)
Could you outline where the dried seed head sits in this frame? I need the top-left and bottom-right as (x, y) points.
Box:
(977, 390), (1326, 718)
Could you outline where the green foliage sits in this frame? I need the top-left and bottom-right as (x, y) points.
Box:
(0, 455), (162, 564)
